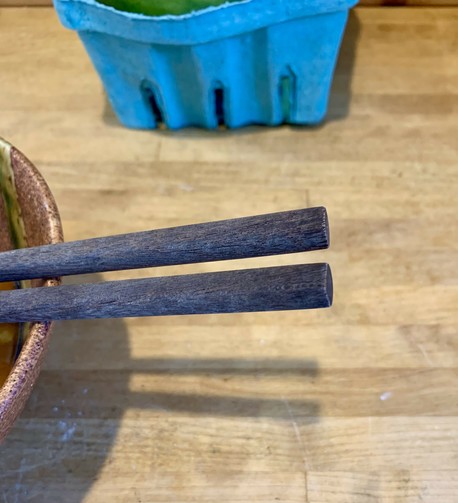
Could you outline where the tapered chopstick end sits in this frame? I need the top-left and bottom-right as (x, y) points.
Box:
(324, 263), (333, 307)
(318, 206), (330, 250)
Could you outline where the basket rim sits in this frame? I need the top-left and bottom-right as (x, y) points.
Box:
(54, 0), (358, 45)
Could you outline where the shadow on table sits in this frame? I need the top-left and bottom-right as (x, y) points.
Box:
(101, 10), (361, 133)
(0, 274), (320, 502)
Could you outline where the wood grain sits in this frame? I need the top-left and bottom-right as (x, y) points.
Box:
(0, 6), (457, 503)
(0, 264), (332, 322)
(0, 207), (329, 281)
(362, 1), (458, 5)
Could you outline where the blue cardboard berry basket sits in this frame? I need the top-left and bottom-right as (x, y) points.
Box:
(54, 0), (358, 129)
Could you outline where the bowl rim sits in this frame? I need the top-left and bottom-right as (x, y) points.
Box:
(0, 139), (63, 442)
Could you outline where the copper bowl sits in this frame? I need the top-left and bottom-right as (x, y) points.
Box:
(0, 138), (63, 442)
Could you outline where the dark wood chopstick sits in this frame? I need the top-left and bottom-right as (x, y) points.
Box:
(0, 264), (332, 322)
(0, 207), (329, 282)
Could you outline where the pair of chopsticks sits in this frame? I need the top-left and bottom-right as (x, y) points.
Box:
(0, 207), (332, 323)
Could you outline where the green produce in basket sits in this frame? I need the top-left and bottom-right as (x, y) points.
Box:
(97, 0), (240, 16)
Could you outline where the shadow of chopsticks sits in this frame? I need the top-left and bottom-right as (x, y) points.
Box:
(125, 357), (319, 375)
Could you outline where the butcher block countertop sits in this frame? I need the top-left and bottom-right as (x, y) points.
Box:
(1, 7), (458, 502)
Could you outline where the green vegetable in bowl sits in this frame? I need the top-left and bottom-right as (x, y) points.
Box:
(97, 0), (240, 16)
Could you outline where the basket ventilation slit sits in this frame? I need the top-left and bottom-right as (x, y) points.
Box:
(279, 68), (296, 123)
(142, 84), (165, 127)
(213, 86), (226, 127)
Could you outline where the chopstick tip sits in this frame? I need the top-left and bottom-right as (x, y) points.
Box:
(325, 263), (333, 307)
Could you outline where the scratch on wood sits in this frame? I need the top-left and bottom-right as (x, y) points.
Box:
(304, 471), (309, 503)
(156, 136), (163, 162)
(13, 457), (25, 503)
(417, 344), (433, 367)
(305, 189), (311, 208)
(282, 397), (311, 471)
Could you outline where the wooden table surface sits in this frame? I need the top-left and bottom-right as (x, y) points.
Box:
(1, 7), (458, 502)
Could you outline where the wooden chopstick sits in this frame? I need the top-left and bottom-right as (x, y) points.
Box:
(0, 264), (332, 322)
(0, 207), (329, 282)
